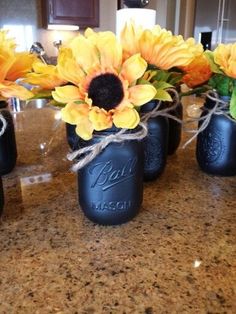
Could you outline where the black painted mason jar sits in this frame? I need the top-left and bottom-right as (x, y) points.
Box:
(164, 101), (183, 155)
(78, 127), (144, 225)
(141, 100), (169, 181)
(196, 96), (236, 176)
(0, 177), (4, 216)
(66, 123), (80, 150)
(0, 102), (17, 175)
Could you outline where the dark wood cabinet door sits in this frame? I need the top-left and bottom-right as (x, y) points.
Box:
(42, 0), (99, 28)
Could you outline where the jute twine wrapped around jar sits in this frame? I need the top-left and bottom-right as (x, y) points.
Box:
(68, 89), (182, 171)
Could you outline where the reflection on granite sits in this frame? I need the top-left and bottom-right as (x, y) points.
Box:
(0, 102), (236, 313)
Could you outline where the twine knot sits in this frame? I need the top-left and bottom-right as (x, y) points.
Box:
(141, 88), (182, 124)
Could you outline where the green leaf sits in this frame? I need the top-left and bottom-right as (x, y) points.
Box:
(204, 50), (223, 74)
(230, 86), (236, 119)
(47, 99), (65, 108)
(137, 78), (150, 85)
(154, 89), (172, 102)
(143, 70), (158, 81)
(74, 100), (85, 105)
(208, 74), (234, 96)
(168, 73), (184, 85)
(153, 81), (173, 90)
(30, 88), (52, 99)
(29, 94), (52, 100)
(152, 70), (171, 82)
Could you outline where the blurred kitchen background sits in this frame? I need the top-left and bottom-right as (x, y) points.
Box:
(0, 0), (236, 62)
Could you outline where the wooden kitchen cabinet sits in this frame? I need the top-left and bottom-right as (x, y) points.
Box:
(42, 0), (99, 28)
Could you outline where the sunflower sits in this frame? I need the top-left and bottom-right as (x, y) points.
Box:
(0, 29), (35, 100)
(181, 53), (212, 88)
(184, 37), (204, 58)
(24, 60), (66, 90)
(213, 43), (236, 79)
(120, 22), (195, 70)
(53, 29), (156, 140)
(203, 43), (236, 118)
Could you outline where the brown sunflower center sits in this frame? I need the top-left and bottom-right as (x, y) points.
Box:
(88, 73), (124, 110)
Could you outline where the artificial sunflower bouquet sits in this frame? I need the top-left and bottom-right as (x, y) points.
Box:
(0, 30), (35, 102)
(0, 30), (35, 175)
(24, 23), (204, 142)
(172, 41), (236, 176)
(23, 24), (207, 182)
(178, 42), (236, 118)
(120, 22), (201, 98)
(204, 43), (236, 118)
(25, 28), (158, 141)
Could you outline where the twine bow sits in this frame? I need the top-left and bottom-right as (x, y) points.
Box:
(0, 114), (7, 137)
(68, 122), (148, 172)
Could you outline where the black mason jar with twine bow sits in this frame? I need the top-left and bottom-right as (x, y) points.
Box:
(161, 100), (183, 155)
(66, 123), (80, 151)
(71, 126), (146, 225)
(140, 89), (181, 181)
(0, 101), (17, 175)
(196, 94), (236, 176)
(141, 100), (169, 181)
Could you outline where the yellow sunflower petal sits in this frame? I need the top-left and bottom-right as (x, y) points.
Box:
(213, 43), (236, 78)
(227, 61), (236, 78)
(85, 29), (122, 69)
(113, 107), (140, 129)
(52, 86), (82, 104)
(129, 84), (156, 106)
(75, 119), (94, 140)
(231, 44), (236, 60)
(24, 73), (63, 90)
(120, 53), (147, 84)
(96, 32), (122, 70)
(139, 30), (155, 63)
(185, 37), (203, 57)
(152, 44), (193, 70)
(57, 47), (85, 85)
(32, 61), (62, 76)
(0, 81), (33, 100)
(68, 34), (99, 72)
(89, 106), (112, 131)
(121, 22), (194, 70)
(61, 102), (89, 125)
(214, 44), (230, 70)
(84, 27), (96, 39)
(0, 48), (15, 82)
(120, 22), (141, 60)
(6, 52), (35, 81)
(24, 59), (65, 89)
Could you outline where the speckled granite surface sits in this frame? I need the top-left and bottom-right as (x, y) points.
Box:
(0, 103), (236, 314)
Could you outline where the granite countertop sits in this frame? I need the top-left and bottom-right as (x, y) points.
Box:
(0, 100), (235, 313)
